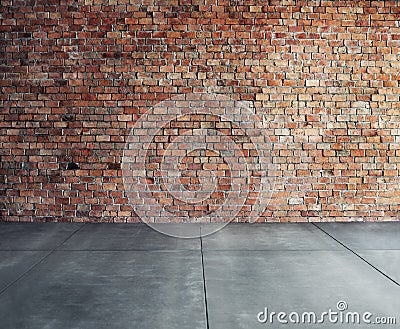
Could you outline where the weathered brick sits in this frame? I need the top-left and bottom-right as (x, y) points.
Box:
(1, 0), (399, 223)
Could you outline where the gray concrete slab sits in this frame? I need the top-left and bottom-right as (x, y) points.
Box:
(58, 223), (201, 251)
(202, 223), (342, 251)
(0, 250), (206, 329)
(0, 223), (84, 251)
(1, 222), (400, 329)
(0, 251), (48, 292)
(314, 222), (400, 250)
(203, 250), (400, 329)
(357, 250), (400, 284)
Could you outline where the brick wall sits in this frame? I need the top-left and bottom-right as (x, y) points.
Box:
(1, 0), (400, 223)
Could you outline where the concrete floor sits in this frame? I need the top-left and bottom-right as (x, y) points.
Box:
(0, 222), (399, 329)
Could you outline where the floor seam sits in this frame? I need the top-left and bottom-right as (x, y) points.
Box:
(0, 223), (87, 296)
(312, 223), (400, 287)
(54, 249), (200, 252)
(200, 227), (210, 329)
(0, 250), (52, 296)
(193, 249), (351, 252)
(55, 223), (87, 250)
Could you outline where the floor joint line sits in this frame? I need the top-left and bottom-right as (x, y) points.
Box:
(312, 223), (400, 287)
(200, 227), (210, 329)
(0, 223), (87, 296)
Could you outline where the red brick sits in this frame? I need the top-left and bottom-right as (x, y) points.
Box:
(1, 0), (400, 223)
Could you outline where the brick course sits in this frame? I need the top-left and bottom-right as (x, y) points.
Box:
(1, 0), (400, 222)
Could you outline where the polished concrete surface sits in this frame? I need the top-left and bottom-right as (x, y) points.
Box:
(0, 222), (399, 328)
